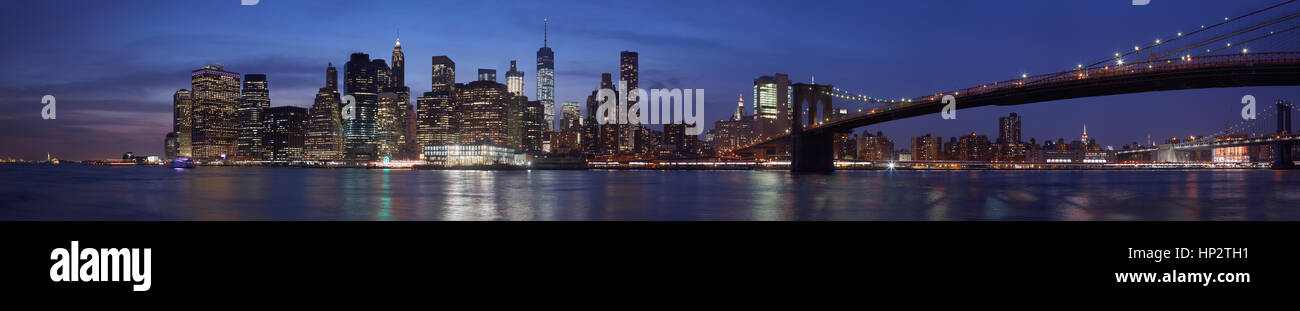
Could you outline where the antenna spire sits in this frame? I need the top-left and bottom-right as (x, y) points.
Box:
(543, 18), (549, 47)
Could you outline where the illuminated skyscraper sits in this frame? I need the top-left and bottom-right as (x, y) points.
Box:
(523, 100), (547, 154)
(430, 56), (455, 92)
(262, 106), (307, 161)
(306, 64), (344, 160)
(734, 93), (745, 121)
(418, 56), (458, 153)
(391, 35), (404, 91)
(478, 69), (497, 82)
(998, 113), (1022, 144)
(376, 91), (403, 159)
(190, 65), (241, 161)
(507, 94), (526, 150)
(561, 101), (581, 130)
(172, 89), (192, 158)
(596, 73), (619, 155)
(619, 51), (639, 154)
(417, 91), (458, 148)
(391, 36), (414, 159)
(536, 19), (555, 131)
(237, 74), (269, 160)
(506, 60), (524, 97)
(753, 74), (791, 138)
(345, 53), (379, 160)
(456, 80), (510, 147)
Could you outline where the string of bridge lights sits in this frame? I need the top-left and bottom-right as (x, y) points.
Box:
(816, 1), (1296, 111)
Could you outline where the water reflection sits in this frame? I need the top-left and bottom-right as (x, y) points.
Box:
(3, 165), (1300, 220)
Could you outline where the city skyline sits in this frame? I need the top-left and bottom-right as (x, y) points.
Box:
(2, 1), (1299, 160)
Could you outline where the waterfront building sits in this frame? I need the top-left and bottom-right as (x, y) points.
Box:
(456, 80), (510, 147)
(911, 134), (943, 161)
(236, 74), (270, 160)
(957, 132), (992, 162)
(753, 74), (791, 138)
(262, 106), (308, 161)
(172, 89), (193, 158)
(858, 131), (893, 161)
(306, 63), (345, 160)
(523, 100), (547, 154)
(619, 51), (639, 154)
(344, 53), (379, 160)
(423, 145), (525, 166)
(190, 65), (241, 161)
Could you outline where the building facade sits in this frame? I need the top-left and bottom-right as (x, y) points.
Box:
(262, 106), (308, 161)
(306, 63), (344, 160)
(457, 80), (510, 147)
(172, 89), (192, 158)
(236, 74), (270, 160)
(537, 21), (555, 131)
(190, 65), (241, 161)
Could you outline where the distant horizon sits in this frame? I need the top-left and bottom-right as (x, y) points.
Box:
(2, 0), (1298, 160)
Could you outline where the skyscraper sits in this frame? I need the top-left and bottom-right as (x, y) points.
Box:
(456, 80), (510, 147)
(619, 51), (639, 154)
(507, 94), (526, 150)
(536, 19), (556, 131)
(306, 63), (344, 160)
(998, 112), (1021, 144)
(376, 91), (403, 159)
(997, 113), (1026, 161)
(734, 93), (745, 121)
(523, 100), (547, 154)
(478, 69), (497, 82)
(506, 60), (524, 97)
(753, 74), (791, 138)
(561, 101), (581, 130)
(596, 73), (619, 155)
(430, 56), (455, 92)
(237, 74), (269, 160)
(391, 36), (413, 159)
(418, 56), (458, 154)
(345, 53), (379, 160)
(262, 106), (307, 161)
(417, 91), (458, 148)
(164, 132), (179, 159)
(391, 35), (404, 91)
(172, 89), (192, 158)
(190, 65), (241, 161)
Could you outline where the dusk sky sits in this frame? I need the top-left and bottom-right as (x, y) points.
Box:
(1, 0), (1297, 160)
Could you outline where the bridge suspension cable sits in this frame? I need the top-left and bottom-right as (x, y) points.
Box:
(1086, 0), (1297, 70)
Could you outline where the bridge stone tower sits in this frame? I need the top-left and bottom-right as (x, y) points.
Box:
(790, 83), (836, 172)
(1277, 100), (1295, 169)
